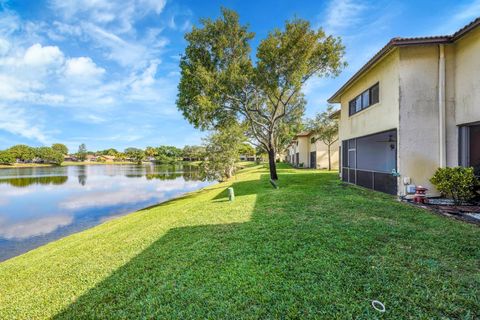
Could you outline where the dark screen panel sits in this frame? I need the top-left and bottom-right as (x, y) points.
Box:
(374, 172), (397, 195)
(349, 169), (356, 184)
(342, 141), (348, 167)
(357, 170), (373, 189)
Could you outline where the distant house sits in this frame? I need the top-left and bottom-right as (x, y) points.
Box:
(328, 18), (480, 196)
(99, 155), (115, 162)
(64, 155), (78, 162)
(239, 154), (256, 161)
(85, 154), (98, 162)
(285, 131), (339, 169)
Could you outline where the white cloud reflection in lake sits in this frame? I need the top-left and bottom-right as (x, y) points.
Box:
(0, 164), (213, 261)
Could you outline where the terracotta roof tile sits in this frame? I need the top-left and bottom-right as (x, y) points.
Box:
(328, 17), (480, 103)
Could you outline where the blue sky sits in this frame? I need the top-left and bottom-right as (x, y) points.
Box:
(0, 0), (479, 152)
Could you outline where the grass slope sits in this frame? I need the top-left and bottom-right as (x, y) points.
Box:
(0, 164), (478, 319)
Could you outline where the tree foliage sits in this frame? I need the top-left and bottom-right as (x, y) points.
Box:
(154, 146), (182, 163)
(98, 148), (119, 156)
(51, 143), (68, 156)
(145, 147), (157, 158)
(201, 124), (246, 181)
(305, 105), (339, 170)
(34, 147), (63, 165)
(77, 144), (87, 161)
(182, 145), (206, 161)
(0, 150), (15, 165)
(124, 148), (145, 164)
(177, 8), (345, 180)
(8, 144), (35, 162)
(239, 143), (256, 157)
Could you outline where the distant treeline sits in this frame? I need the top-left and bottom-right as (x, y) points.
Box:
(0, 143), (209, 165)
(0, 144), (66, 165)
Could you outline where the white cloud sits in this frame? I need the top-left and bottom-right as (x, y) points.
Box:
(65, 56), (105, 80)
(0, 0), (186, 147)
(130, 61), (158, 92)
(23, 43), (64, 67)
(452, 0), (480, 23)
(50, 0), (167, 34)
(0, 104), (49, 143)
(434, 0), (480, 35)
(323, 0), (367, 35)
(139, 0), (167, 14)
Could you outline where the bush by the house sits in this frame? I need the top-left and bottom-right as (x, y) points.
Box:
(430, 167), (479, 205)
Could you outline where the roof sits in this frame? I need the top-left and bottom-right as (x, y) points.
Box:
(329, 109), (340, 119)
(328, 17), (480, 103)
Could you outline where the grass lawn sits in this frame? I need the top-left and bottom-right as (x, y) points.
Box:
(0, 163), (54, 169)
(0, 164), (478, 319)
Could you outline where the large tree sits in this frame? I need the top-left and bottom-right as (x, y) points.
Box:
(0, 150), (15, 165)
(51, 143), (68, 156)
(124, 148), (145, 164)
(306, 105), (339, 171)
(77, 144), (87, 161)
(8, 144), (35, 162)
(177, 8), (345, 180)
(35, 147), (63, 165)
(201, 123), (246, 181)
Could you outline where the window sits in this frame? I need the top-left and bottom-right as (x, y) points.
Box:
(371, 83), (379, 104)
(348, 82), (379, 116)
(362, 90), (370, 108)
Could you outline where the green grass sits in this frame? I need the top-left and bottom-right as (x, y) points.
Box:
(0, 164), (478, 319)
(0, 163), (54, 169)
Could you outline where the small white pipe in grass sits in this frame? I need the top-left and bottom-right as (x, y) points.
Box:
(228, 187), (235, 201)
(372, 300), (385, 312)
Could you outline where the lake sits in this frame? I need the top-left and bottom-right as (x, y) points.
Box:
(0, 164), (214, 262)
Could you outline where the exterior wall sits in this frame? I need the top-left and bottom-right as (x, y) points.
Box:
(397, 30), (480, 196)
(334, 27), (480, 196)
(286, 135), (339, 170)
(315, 139), (339, 170)
(398, 45), (442, 196)
(296, 136), (310, 167)
(339, 50), (400, 142)
(455, 27), (480, 126)
(285, 144), (296, 164)
(445, 44), (457, 167)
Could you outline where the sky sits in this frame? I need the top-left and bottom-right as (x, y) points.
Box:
(0, 0), (479, 152)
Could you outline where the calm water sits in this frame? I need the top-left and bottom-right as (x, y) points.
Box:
(0, 164), (214, 262)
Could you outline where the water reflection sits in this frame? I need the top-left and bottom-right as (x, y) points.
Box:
(77, 166), (87, 186)
(0, 164), (213, 261)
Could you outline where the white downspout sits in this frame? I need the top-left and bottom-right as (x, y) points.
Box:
(438, 44), (446, 168)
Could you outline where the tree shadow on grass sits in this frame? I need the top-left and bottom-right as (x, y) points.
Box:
(53, 171), (480, 319)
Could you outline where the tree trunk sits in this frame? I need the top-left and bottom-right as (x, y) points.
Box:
(327, 144), (331, 171)
(268, 148), (278, 180)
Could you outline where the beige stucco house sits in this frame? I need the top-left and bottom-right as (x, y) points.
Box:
(285, 131), (339, 170)
(328, 18), (480, 196)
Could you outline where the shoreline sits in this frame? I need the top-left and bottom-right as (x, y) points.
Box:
(0, 161), (202, 169)
(0, 177), (218, 263)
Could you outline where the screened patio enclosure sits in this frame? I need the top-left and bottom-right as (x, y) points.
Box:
(459, 123), (480, 176)
(341, 129), (397, 195)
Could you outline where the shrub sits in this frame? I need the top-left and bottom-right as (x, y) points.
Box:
(430, 167), (479, 205)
